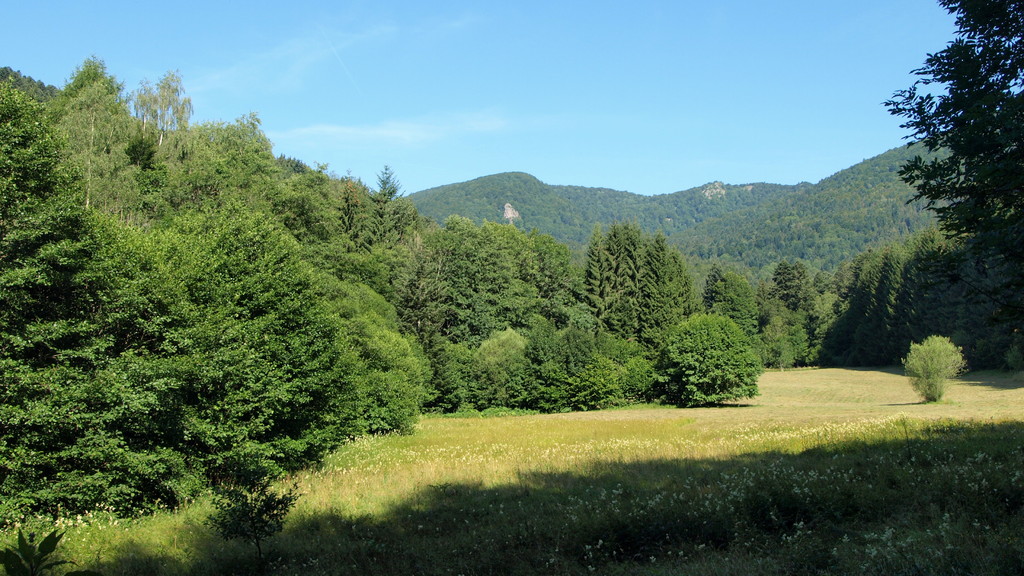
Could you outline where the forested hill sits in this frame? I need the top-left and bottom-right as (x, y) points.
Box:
(0, 67), (60, 101)
(409, 172), (797, 249)
(408, 145), (936, 270)
(673, 145), (937, 270)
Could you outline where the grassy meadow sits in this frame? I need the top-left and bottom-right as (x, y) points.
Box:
(6, 368), (1024, 575)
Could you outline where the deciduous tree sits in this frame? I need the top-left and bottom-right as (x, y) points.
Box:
(655, 314), (762, 407)
(887, 0), (1024, 320)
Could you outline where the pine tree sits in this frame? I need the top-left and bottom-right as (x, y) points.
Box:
(584, 226), (615, 331)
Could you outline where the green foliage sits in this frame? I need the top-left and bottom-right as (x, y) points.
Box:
(408, 147), (937, 271)
(655, 315), (762, 406)
(397, 217), (574, 348)
(753, 261), (826, 369)
(471, 328), (531, 409)
(821, 229), (1016, 369)
(207, 462), (298, 561)
(903, 335), (966, 402)
(342, 309), (429, 435)
(130, 70), (192, 147)
(0, 62), (473, 525)
(584, 223), (697, 347)
(165, 113), (278, 210)
(0, 83), (140, 520)
(1007, 336), (1024, 372)
(823, 245), (909, 365)
(423, 340), (475, 413)
(702, 264), (758, 336)
(679, 146), (937, 270)
(888, 0), (1024, 320)
(47, 58), (136, 214)
(0, 529), (101, 576)
(1, 164), (424, 523)
(564, 355), (624, 411)
(757, 310), (810, 370)
(145, 207), (371, 471)
(770, 260), (815, 314)
(409, 172), (801, 253)
(619, 355), (657, 403)
(0, 67), (60, 102)
(0, 81), (72, 213)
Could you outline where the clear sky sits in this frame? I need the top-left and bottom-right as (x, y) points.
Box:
(5, 1), (956, 195)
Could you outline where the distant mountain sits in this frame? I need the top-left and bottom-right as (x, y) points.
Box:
(1, 67), (59, 102)
(672, 146), (936, 269)
(410, 173), (799, 249)
(408, 146), (935, 270)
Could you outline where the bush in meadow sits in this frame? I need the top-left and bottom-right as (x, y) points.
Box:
(903, 335), (966, 402)
(654, 314), (762, 407)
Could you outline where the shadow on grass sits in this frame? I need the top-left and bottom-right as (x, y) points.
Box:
(956, 370), (1024, 390)
(93, 420), (1024, 576)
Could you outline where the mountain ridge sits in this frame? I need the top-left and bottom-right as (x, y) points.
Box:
(407, 146), (935, 270)
(410, 172), (799, 247)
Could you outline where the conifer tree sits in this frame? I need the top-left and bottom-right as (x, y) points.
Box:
(704, 265), (758, 336)
(603, 222), (644, 337)
(584, 226), (615, 331)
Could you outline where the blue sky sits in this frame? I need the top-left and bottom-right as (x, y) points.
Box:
(5, 1), (955, 195)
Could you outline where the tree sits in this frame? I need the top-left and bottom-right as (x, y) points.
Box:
(602, 222), (644, 337)
(131, 70), (192, 146)
(3, 84), (197, 522)
(887, 0), (1024, 320)
(360, 166), (420, 249)
(703, 264), (758, 336)
(1, 82), (103, 522)
(638, 232), (698, 346)
(771, 260), (814, 315)
(471, 328), (530, 409)
(0, 67), (60, 102)
(564, 355), (624, 411)
(654, 314), (762, 407)
(146, 207), (372, 473)
(903, 335), (966, 402)
(374, 164), (402, 204)
(207, 460), (298, 562)
(166, 113), (278, 210)
(47, 58), (135, 211)
(583, 223), (697, 345)
(583, 226), (616, 330)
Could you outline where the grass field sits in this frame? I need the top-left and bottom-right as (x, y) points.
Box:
(7, 368), (1024, 575)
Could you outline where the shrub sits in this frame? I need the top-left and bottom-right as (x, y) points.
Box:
(903, 335), (966, 402)
(655, 314), (762, 407)
(471, 328), (531, 409)
(207, 462), (298, 561)
(565, 355), (624, 411)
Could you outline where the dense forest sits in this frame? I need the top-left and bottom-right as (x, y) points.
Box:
(408, 146), (938, 270)
(1, 60), (1020, 526)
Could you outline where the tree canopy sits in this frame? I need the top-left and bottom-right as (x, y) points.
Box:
(887, 0), (1024, 320)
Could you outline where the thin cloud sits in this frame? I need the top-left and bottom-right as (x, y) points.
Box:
(268, 111), (509, 148)
(190, 22), (395, 97)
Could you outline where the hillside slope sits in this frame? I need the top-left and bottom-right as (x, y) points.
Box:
(408, 146), (935, 269)
(674, 145), (936, 269)
(410, 173), (797, 249)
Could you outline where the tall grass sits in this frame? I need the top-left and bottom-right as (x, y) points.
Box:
(5, 369), (1024, 575)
